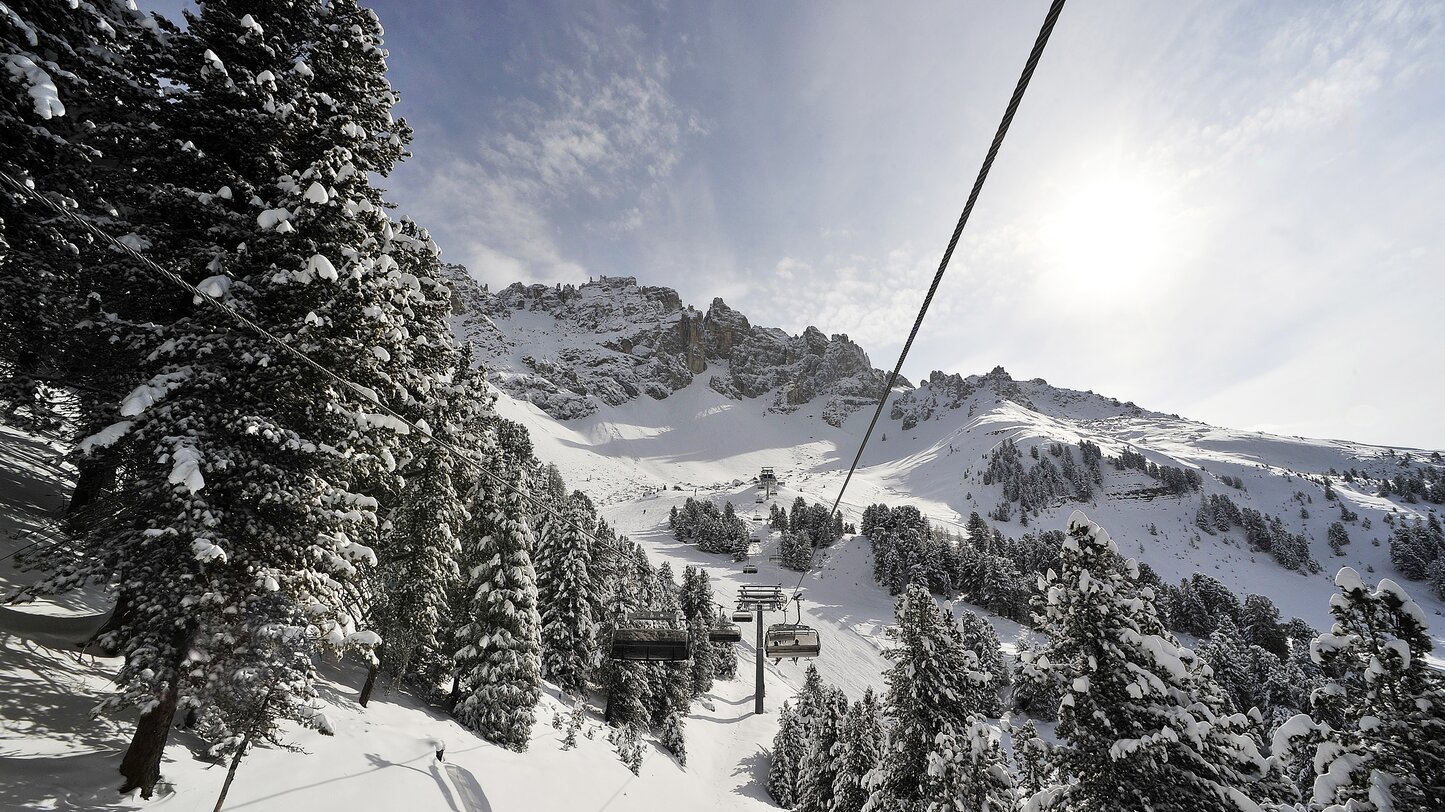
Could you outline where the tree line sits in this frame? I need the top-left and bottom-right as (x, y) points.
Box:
(0, 0), (730, 795)
(768, 513), (1444, 811)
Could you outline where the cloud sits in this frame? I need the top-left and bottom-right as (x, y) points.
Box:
(1179, 1), (1440, 168)
(403, 17), (699, 286)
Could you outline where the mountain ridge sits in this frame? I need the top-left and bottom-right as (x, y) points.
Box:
(446, 268), (1445, 631)
(446, 269), (906, 424)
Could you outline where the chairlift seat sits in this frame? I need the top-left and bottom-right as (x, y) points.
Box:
(610, 628), (691, 662)
(708, 623), (742, 643)
(742, 565), (758, 574)
(765, 623), (821, 659)
(732, 610), (753, 623)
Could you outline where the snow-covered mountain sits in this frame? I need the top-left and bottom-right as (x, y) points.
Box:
(447, 270), (902, 424)
(3, 272), (1440, 811)
(449, 269), (1445, 634)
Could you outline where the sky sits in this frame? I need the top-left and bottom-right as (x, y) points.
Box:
(142, 1), (1445, 450)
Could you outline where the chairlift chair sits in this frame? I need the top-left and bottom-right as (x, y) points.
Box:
(610, 612), (691, 662)
(709, 622), (743, 643)
(765, 595), (820, 661)
(732, 609), (753, 623)
(765, 624), (821, 660)
(708, 605), (743, 642)
(742, 564), (758, 574)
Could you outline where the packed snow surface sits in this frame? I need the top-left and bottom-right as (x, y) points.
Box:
(2, 349), (1442, 809)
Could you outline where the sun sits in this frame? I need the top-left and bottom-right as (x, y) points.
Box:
(1036, 169), (1172, 307)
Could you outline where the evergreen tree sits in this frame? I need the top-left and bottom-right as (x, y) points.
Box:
(920, 718), (1016, 812)
(782, 530), (814, 571)
(688, 612), (718, 697)
(865, 583), (990, 812)
(790, 496), (807, 532)
(1010, 641), (1060, 721)
(1239, 594), (1290, 659)
(373, 352), (493, 685)
(1010, 719), (1055, 801)
(832, 689), (886, 812)
(535, 492), (599, 696)
(715, 637), (740, 680)
(1200, 617), (1261, 714)
(1028, 511), (1268, 811)
(955, 609), (1007, 716)
(770, 701), (808, 807)
(796, 686), (850, 812)
(453, 459), (542, 750)
(660, 707), (688, 765)
(1326, 521), (1351, 556)
(0, 0), (162, 431)
(1274, 567), (1445, 811)
(18, 0), (424, 793)
(600, 542), (650, 728)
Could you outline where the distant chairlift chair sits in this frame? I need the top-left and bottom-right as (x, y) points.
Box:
(610, 612), (692, 662)
(742, 565), (758, 574)
(705, 603), (739, 641)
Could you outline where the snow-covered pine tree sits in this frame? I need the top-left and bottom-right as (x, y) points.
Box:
(687, 612), (718, 697)
(453, 453), (542, 751)
(1027, 511), (1268, 812)
(536, 491), (599, 696)
(955, 609), (1008, 716)
(1010, 641), (1060, 720)
(1009, 719), (1055, 801)
(0, 0), (161, 430)
(920, 718), (1017, 812)
(681, 565), (738, 682)
(796, 686), (850, 812)
(17, 0), (431, 794)
(1239, 593), (1290, 659)
(600, 540), (651, 728)
(770, 700), (808, 807)
(782, 530), (814, 571)
(371, 255), (496, 685)
(1200, 616), (1262, 714)
(832, 688), (887, 812)
(646, 563), (693, 760)
(588, 518), (619, 638)
(864, 583), (992, 812)
(1273, 567), (1445, 811)
(660, 706), (688, 766)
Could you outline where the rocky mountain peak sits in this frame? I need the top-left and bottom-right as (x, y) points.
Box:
(447, 270), (907, 423)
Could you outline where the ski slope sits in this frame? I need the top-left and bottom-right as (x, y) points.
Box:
(494, 373), (1445, 636)
(2, 367), (1441, 809)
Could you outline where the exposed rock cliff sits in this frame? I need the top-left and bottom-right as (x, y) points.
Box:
(446, 270), (906, 423)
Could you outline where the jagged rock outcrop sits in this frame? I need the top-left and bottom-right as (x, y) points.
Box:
(888, 365), (1156, 430)
(445, 270), (906, 423)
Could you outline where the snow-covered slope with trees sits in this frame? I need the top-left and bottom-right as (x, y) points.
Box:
(453, 271), (1445, 636)
(3, 1), (1441, 809)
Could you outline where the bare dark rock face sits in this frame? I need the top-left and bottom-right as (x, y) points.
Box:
(446, 269), (904, 424)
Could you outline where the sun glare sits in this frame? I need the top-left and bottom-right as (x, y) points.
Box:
(1038, 171), (1171, 307)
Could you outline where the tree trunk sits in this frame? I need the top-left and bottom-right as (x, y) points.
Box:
(118, 680), (180, 798)
(359, 646), (381, 708)
(85, 591), (131, 656)
(210, 728), (251, 812)
(66, 454), (117, 522)
(445, 672), (461, 714)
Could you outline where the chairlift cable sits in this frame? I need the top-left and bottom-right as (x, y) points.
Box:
(788, 0), (1069, 601)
